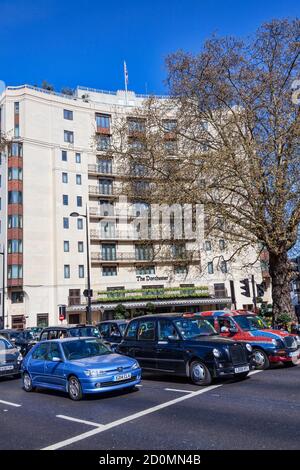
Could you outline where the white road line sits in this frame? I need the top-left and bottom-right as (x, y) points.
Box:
(164, 388), (192, 394)
(0, 399), (21, 408)
(56, 415), (104, 428)
(42, 384), (222, 451)
(248, 370), (263, 376)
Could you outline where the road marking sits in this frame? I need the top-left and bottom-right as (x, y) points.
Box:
(249, 370), (263, 376)
(164, 388), (192, 394)
(0, 399), (21, 408)
(135, 384), (143, 387)
(56, 415), (104, 428)
(42, 384), (222, 450)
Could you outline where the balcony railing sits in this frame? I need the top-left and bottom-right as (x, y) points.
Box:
(91, 249), (200, 262)
(88, 185), (114, 197)
(88, 164), (114, 175)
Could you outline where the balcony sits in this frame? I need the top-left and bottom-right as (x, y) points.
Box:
(89, 207), (115, 219)
(88, 164), (114, 176)
(91, 249), (201, 264)
(88, 185), (115, 198)
(90, 228), (150, 241)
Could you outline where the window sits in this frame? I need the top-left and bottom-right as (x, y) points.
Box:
(14, 102), (20, 137)
(132, 163), (146, 176)
(128, 139), (145, 152)
(63, 194), (68, 205)
(102, 244), (116, 261)
(135, 245), (153, 261)
(208, 262), (214, 274)
(164, 140), (177, 155)
(75, 152), (81, 163)
(64, 241), (69, 252)
(128, 118), (145, 133)
(102, 266), (117, 276)
(107, 287), (125, 299)
(8, 265), (23, 279)
(76, 174), (82, 185)
(8, 167), (22, 180)
(163, 119), (177, 132)
(8, 191), (22, 204)
(37, 314), (49, 328)
(32, 343), (48, 360)
(62, 150), (67, 161)
(136, 266), (155, 275)
(214, 283), (227, 298)
(125, 320), (139, 339)
(62, 172), (68, 183)
(78, 265), (84, 278)
(63, 109), (73, 120)
(64, 130), (74, 143)
(99, 179), (113, 195)
(77, 196), (82, 207)
(78, 242), (84, 252)
(8, 215), (23, 229)
(63, 217), (69, 229)
(101, 221), (116, 239)
(137, 320), (155, 341)
(220, 260), (228, 273)
(64, 265), (70, 279)
(9, 142), (23, 157)
(99, 200), (114, 216)
(77, 218), (83, 230)
(97, 135), (111, 151)
(175, 266), (188, 275)
(219, 239), (225, 250)
(11, 291), (24, 303)
(47, 342), (63, 361)
(98, 159), (112, 174)
(96, 114), (111, 129)
(8, 239), (23, 253)
(158, 319), (179, 341)
(204, 240), (212, 251)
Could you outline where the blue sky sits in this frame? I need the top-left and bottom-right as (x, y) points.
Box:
(0, 0), (299, 94)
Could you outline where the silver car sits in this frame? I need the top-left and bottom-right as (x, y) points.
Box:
(0, 335), (23, 378)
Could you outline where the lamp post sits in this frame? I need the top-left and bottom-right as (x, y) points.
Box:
(70, 205), (92, 324)
(0, 247), (5, 329)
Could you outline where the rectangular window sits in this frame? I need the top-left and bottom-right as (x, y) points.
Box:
(96, 114), (111, 129)
(62, 172), (68, 183)
(98, 159), (112, 174)
(8, 215), (23, 228)
(97, 135), (111, 151)
(8, 239), (23, 253)
(8, 191), (22, 204)
(8, 168), (22, 180)
(64, 130), (74, 143)
(8, 264), (23, 279)
(136, 266), (155, 275)
(75, 152), (81, 163)
(62, 150), (67, 161)
(208, 262), (214, 274)
(175, 266), (188, 275)
(100, 221), (116, 239)
(78, 265), (84, 278)
(64, 241), (69, 252)
(11, 291), (24, 304)
(63, 194), (68, 205)
(64, 265), (70, 279)
(37, 313), (49, 328)
(163, 119), (177, 132)
(102, 244), (116, 261)
(77, 196), (82, 207)
(99, 200), (114, 216)
(128, 118), (145, 133)
(77, 218), (83, 230)
(214, 283), (226, 298)
(102, 266), (117, 276)
(135, 245), (153, 261)
(78, 241), (84, 252)
(76, 174), (82, 185)
(63, 217), (69, 229)
(220, 260), (228, 273)
(14, 102), (20, 138)
(9, 142), (23, 157)
(219, 239), (225, 250)
(99, 179), (113, 195)
(204, 240), (212, 251)
(63, 109), (73, 120)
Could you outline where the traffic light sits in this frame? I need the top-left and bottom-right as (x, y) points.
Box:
(240, 279), (250, 297)
(59, 305), (66, 321)
(256, 283), (265, 298)
(83, 289), (93, 298)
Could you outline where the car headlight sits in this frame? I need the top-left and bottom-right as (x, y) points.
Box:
(84, 369), (107, 377)
(213, 348), (221, 358)
(131, 361), (139, 370)
(17, 353), (23, 362)
(246, 343), (252, 352)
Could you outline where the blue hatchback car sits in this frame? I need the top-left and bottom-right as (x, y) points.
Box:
(21, 337), (141, 400)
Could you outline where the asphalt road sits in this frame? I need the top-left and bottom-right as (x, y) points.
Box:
(0, 365), (299, 450)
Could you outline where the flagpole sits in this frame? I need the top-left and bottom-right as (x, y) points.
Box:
(124, 61), (128, 105)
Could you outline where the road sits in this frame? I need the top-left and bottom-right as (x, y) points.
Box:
(0, 365), (299, 450)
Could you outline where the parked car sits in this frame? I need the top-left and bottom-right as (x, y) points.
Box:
(117, 313), (254, 386)
(199, 310), (300, 369)
(0, 329), (37, 356)
(21, 337), (141, 400)
(97, 320), (128, 351)
(0, 335), (23, 378)
(39, 325), (102, 341)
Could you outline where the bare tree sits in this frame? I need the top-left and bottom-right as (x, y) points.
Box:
(100, 19), (300, 320)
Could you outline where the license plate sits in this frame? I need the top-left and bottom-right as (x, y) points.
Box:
(289, 351), (299, 358)
(113, 373), (131, 382)
(0, 365), (14, 371)
(234, 365), (249, 374)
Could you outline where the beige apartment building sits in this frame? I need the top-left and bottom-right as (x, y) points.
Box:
(0, 84), (271, 328)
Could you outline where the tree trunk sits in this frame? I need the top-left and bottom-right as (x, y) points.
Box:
(268, 251), (296, 322)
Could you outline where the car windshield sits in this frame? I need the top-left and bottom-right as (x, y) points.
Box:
(173, 317), (217, 339)
(234, 315), (268, 331)
(62, 338), (111, 360)
(69, 327), (101, 338)
(23, 331), (34, 340)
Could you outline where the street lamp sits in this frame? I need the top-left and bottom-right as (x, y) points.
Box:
(70, 205), (92, 324)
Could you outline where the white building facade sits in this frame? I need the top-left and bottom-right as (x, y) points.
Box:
(0, 85), (271, 328)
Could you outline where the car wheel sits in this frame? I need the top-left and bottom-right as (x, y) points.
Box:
(253, 349), (270, 370)
(190, 360), (212, 386)
(68, 376), (83, 401)
(23, 372), (34, 392)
